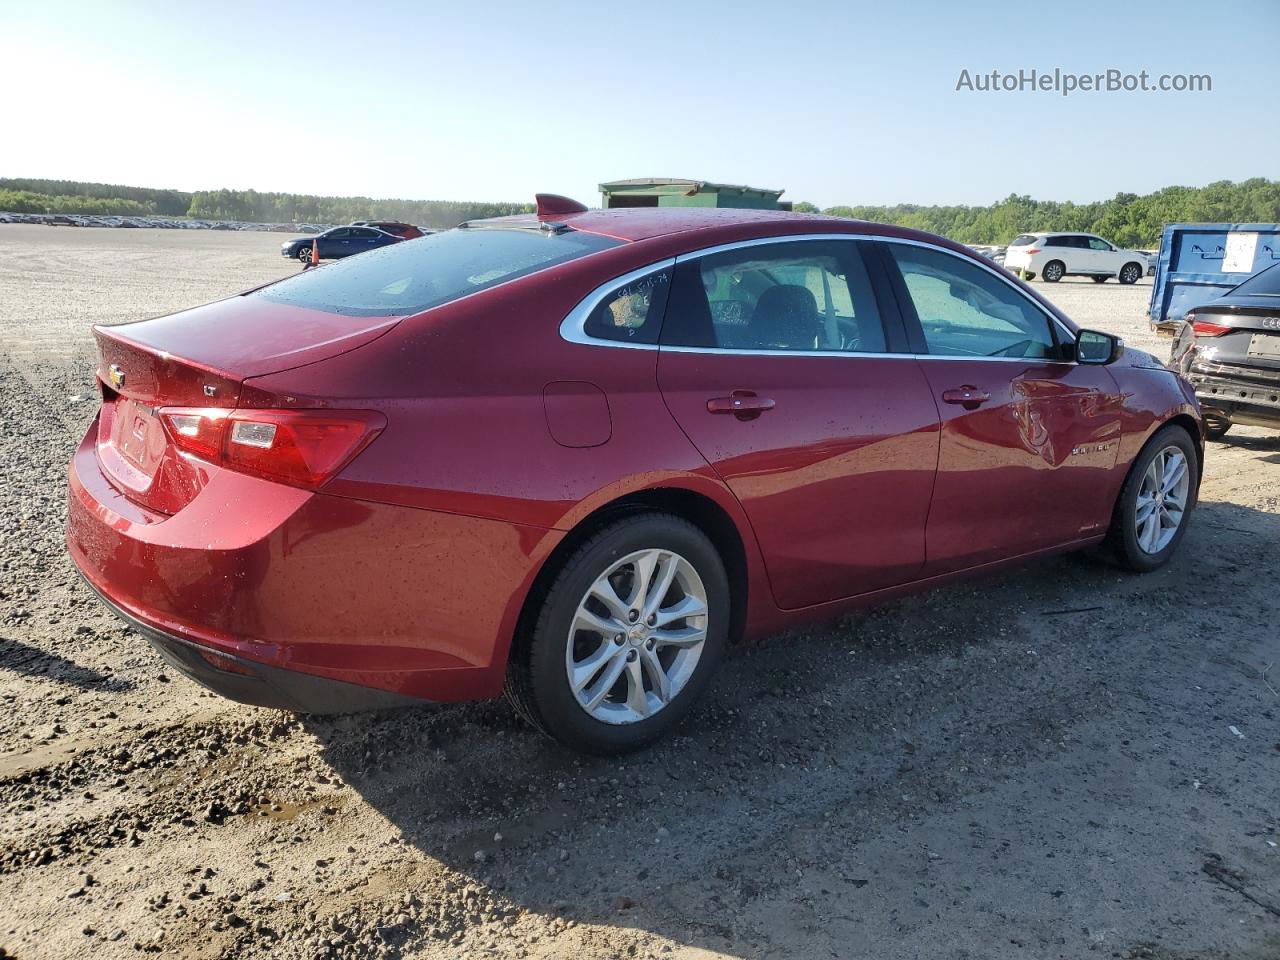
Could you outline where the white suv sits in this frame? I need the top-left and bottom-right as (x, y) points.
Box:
(1004, 232), (1147, 285)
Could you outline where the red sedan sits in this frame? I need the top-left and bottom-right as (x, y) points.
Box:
(67, 197), (1203, 754)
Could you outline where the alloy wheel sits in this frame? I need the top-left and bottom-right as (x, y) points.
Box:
(1044, 262), (1063, 281)
(564, 548), (709, 725)
(1121, 264), (1140, 283)
(1133, 446), (1190, 554)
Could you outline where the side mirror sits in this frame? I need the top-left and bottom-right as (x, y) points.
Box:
(1076, 329), (1124, 365)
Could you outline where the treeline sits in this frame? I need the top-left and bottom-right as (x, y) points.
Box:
(0, 189), (155, 216)
(807, 178), (1280, 248)
(3, 177), (1277, 243)
(0, 178), (190, 215)
(0, 178), (531, 226)
(185, 189), (532, 225)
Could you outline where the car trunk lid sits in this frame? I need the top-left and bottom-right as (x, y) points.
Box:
(91, 295), (401, 514)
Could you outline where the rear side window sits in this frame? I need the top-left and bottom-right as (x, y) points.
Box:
(1044, 236), (1068, 247)
(662, 240), (887, 353)
(582, 267), (671, 344)
(888, 244), (1064, 361)
(1231, 262), (1280, 296)
(258, 227), (622, 317)
(1011, 234), (1039, 247)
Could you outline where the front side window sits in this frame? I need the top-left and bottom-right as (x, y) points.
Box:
(258, 226), (621, 317)
(888, 244), (1063, 360)
(1088, 237), (1113, 251)
(582, 267), (671, 344)
(327, 228), (352, 239)
(662, 240), (887, 353)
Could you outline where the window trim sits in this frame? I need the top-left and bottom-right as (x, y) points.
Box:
(559, 259), (677, 350)
(558, 234), (1078, 362)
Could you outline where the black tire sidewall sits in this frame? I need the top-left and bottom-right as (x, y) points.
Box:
(526, 515), (730, 754)
(1112, 425), (1198, 572)
(1204, 417), (1231, 441)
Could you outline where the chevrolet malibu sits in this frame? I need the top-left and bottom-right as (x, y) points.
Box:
(68, 197), (1204, 754)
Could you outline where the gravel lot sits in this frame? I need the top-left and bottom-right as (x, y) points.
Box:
(1, 225), (1277, 960)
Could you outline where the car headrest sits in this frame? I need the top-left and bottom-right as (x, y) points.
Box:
(751, 284), (819, 350)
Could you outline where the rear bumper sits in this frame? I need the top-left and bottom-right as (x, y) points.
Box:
(1187, 361), (1280, 428)
(78, 570), (421, 712)
(66, 414), (558, 709)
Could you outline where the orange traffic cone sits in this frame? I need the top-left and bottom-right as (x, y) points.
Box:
(309, 236), (320, 268)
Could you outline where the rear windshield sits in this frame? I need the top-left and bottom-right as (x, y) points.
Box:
(1231, 262), (1280, 297)
(257, 227), (622, 317)
(1010, 235), (1039, 247)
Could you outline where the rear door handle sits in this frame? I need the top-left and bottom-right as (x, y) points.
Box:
(707, 391), (775, 420)
(941, 386), (991, 408)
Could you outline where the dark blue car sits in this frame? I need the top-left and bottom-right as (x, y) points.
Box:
(281, 225), (402, 264)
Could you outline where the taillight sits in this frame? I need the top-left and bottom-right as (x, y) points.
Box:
(1191, 320), (1233, 337)
(161, 408), (229, 459)
(1025, 248), (1041, 254)
(158, 408), (385, 490)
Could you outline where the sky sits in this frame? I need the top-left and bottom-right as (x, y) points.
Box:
(3, 0), (1277, 209)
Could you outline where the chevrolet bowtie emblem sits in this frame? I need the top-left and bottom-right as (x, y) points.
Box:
(108, 364), (126, 389)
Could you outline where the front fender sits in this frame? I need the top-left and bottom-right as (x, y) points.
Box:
(1108, 360), (1204, 489)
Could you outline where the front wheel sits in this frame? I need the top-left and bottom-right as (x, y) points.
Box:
(1102, 424), (1198, 572)
(505, 514), (730, 754)
(1042, 260), (1065, 283)
(296, 246), (314, 264)
(1119, 262), (1142, 285)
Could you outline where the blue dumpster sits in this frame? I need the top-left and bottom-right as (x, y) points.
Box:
(1149, 223), (1280, 335)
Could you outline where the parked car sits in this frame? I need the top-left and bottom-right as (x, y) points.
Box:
(1004, 232), (1148, 284)
(1170, 262), (1280, 440)
(68, 200), (1203, 754)
(1138, 250), (1158, 276)
(351, 220), (424, 240)
(280, 225), (402, 264)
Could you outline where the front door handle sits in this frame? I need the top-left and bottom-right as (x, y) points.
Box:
(707, 391), (775, 420)
(941, 386), (991, 408)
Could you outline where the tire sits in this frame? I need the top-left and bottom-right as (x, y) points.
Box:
(505, 513), (730, 754)
(1102, 424), (1198, 573)
(297, 246), (313, 264)
(1042, 260), (1065, 283)
(1092, 275), (1109, 283)
(1203, 416), (1232, 441)
(1118, 262), (1142, 285)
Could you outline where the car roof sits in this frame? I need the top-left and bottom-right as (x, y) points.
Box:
(466, 207), (896, 243)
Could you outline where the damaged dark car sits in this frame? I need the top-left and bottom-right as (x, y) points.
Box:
(1171, 262), (1280, 440)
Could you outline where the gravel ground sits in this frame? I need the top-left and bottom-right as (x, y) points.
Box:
(1, 225), (1277, 960)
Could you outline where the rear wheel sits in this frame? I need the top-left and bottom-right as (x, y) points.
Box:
(1102, 424), (1197, 572)
(505, 514), (730, 754)
(1119, 262), (1142, 285)
(1203, 416), (1232, 441)
(1042, 260), (1065, 283)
